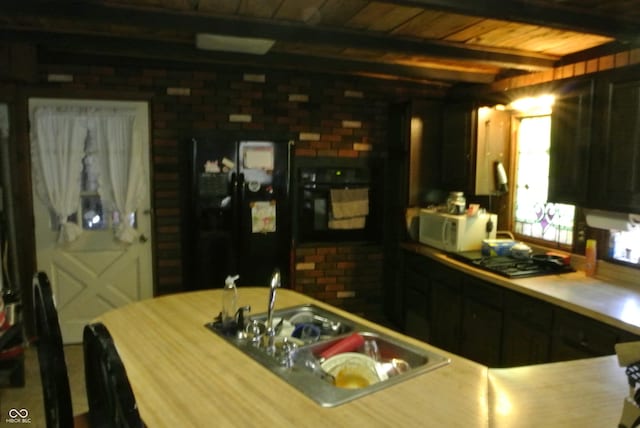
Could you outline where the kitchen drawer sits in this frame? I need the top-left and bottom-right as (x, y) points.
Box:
(463, 276), (503, 308)
(430, 262), (463, 289)
(504, 291), (553, 331)
(552, 309), (627, 358)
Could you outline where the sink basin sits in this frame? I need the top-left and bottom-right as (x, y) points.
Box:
(250, 304), (355, 340)
(205, 304), (450, 407)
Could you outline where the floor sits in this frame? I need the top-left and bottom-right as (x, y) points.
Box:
(0, 345), (87, 428)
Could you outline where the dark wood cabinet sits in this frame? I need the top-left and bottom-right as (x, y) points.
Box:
(548, 66), (640, 212)
(460, 277), (503, 367)
(548, 79), (594, 206)
(400, 251), (640, 367)
(550, 308), (638, 361)
(501, 291), (552, 366)
(429, 268), (463, 354)
(590, 67), (640, 212)
(441, 101), (475, 194)
(402, 255), (431, 342)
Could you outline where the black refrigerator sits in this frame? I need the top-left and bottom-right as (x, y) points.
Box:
(184, 137), (292, 290)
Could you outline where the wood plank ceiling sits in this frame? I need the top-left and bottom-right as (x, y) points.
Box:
(1, 0), (639, 88)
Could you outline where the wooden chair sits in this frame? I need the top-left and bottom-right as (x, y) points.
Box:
(32, 271), (90, 428)
(83, 322), (143, 428)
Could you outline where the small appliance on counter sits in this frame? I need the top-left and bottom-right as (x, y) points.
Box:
(418, 209), (497, 252)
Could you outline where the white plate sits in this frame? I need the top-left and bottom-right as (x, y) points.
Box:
(321, 352), (387, 389)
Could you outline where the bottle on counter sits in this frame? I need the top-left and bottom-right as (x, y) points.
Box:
(222, 274), (239, 326)
(585, 239), (597, 277)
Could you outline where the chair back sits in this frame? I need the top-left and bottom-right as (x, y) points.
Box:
(32, 271), (74, 428)
(83, 322), (143, 428)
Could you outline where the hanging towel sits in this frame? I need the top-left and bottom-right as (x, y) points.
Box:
(328, 215), (366, 230)
(330, 188), (369, 219)
(328, 188), (369, 230)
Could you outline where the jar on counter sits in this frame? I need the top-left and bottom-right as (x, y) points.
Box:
(447, 191), (466, 215)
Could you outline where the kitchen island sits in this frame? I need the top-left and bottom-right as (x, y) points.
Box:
(97, 287), (627, 427)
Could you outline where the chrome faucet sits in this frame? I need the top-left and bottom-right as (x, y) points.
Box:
(266, 268), (281, 354)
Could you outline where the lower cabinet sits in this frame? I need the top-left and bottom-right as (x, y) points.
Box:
(460, 277), (503, 367)
(429, 267), (462, 354)
(400, 250), (640, 367)
(550, 308), (637, 361)
(403, 272), (430, 342)
(501, 292), (553, 366)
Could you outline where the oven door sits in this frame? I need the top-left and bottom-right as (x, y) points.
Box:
(298, 183), (370, 242)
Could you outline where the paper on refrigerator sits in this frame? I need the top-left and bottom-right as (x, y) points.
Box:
(251, 201), (276, 233)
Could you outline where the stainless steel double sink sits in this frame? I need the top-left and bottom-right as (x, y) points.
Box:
(206, 304), (450, 407)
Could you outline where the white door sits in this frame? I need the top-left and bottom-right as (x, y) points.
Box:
(29, 98), (153, 343)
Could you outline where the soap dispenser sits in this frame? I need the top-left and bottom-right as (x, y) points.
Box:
(222, 274), (239, 327)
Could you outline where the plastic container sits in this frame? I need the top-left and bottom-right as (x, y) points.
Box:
(222, 275), (239, 326)
(481, 239), (516, 256)
(585, 239), (597, 277)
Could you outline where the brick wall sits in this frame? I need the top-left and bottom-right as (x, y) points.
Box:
(24, 55), (444, 319)
(295, 243), (385, 320)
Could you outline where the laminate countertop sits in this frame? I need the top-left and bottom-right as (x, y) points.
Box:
(402, 242), (640, 335)
(98, 287), (629, 428)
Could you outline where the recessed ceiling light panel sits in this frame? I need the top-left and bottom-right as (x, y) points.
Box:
(195, 33), (275, 55)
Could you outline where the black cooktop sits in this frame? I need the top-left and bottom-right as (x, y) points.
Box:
(450, 251), (575, 279)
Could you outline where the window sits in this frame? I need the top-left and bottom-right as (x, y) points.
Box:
(609, 229), (640, 265)
(512, 110), (575, 246)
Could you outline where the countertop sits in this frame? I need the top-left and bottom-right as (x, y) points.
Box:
(402, 242), (640, 335)
(98, 287), (630, 427)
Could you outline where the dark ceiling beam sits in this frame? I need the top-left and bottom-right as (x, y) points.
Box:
(386, 0), (640, 43)
(0, 1), (557, 71)
(2, 29), (495, 84)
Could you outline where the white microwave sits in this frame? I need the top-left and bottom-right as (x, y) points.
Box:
(418, 209), (497, 252)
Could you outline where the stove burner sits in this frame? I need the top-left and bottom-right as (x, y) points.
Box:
(467, 255), (574, 278)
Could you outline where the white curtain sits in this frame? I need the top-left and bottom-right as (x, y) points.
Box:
(31, 107), (87, 243)
(31, 105), (145, 244)
(95, 112), (145, 243)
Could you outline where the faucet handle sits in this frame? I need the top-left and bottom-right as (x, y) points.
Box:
(235, 305), (251, 331)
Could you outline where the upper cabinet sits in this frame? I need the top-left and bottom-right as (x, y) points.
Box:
(548, 79), (594, 206)
(441, 101), (510, 197)
(549, 65), (640, 213)
(590, 68), (640, 212)
(441, 101), (476, 194)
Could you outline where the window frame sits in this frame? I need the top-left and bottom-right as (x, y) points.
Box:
(507, 112), (575, 252)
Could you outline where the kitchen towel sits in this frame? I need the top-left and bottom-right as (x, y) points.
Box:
(329, 188), (368, 230)
(330, 188), (369, 219)
(328, 215), (366, 230)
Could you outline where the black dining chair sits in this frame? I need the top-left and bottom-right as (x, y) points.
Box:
(32, 271), (90, 428)
(83, 322), (143, 428)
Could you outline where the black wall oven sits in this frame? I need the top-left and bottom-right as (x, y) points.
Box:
(294, 158), (379, 243)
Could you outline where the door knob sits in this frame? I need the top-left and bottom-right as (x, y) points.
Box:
(139, 234), (148, 243)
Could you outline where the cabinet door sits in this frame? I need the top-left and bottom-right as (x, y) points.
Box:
(502, 316), (550, 366)
(501, 292), (552, 366)
(591, 69), (640, 212)
(461, 278), (503, 367)
(429, 265), (463, 354)
(548, 80), (594, 205)
(441, 102), (475, 193)
(460, 299), (502, 366)
(402, 267), (430, 342)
